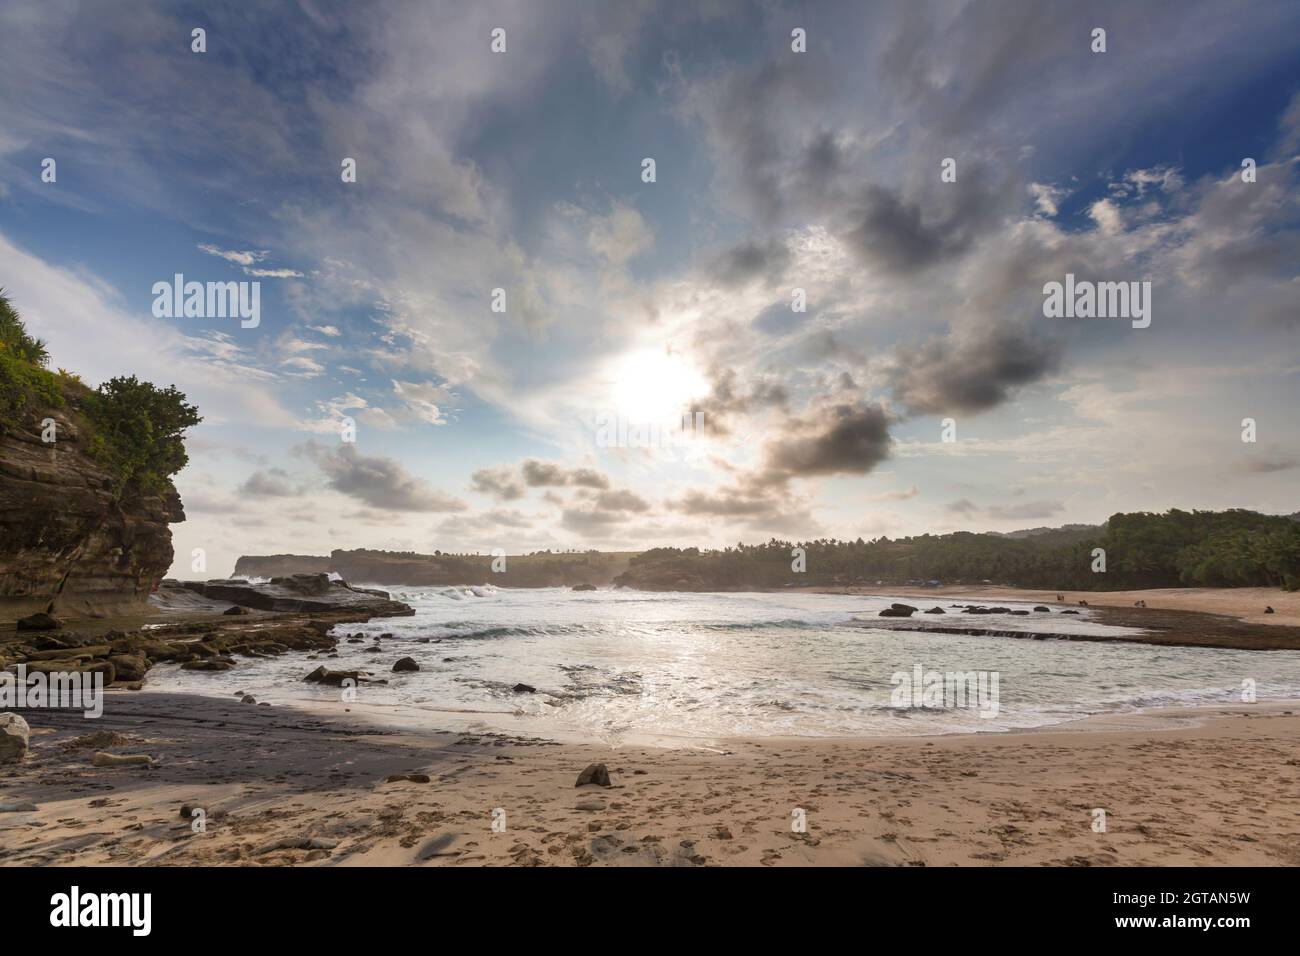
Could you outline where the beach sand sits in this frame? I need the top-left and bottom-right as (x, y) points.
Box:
(2, 692), (1297, 867)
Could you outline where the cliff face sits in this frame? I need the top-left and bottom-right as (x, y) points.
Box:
(0, 399), (183, 621)
(234, 549), (635, 588)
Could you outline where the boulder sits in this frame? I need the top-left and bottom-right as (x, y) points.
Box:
(923, 607), (946, 614)
(181, 659), (233, 672)
(1033, 606), (1051, 612)
(392, 657), (420, 673)
(572, 584), (598, 591)
(16, 612), (62, 632)
(575, 763), (611, 788)
(879, 607), (913, 617)
(385, 773), (431, 784)
(303, 666), (365, 686)
(171, 574), (414, 616)
(890, 603), (918, 612)
(108, 652), (149, 682)
(222, 605), (250, 616)
(512, 682), (537, 693)
(0, 713), (31, 764)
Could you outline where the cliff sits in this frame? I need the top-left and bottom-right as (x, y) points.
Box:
(234, 548), (635, 588)
(0, 387), (184, 621)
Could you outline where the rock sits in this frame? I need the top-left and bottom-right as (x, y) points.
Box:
(108, 652), (148, 682)
(575, 762), (611, 788)
(1033, 606), (1051, 612)
(574, 800), (606, 811)
(181, 659), (233, 672)
(923, 606), (945, 614)
(16, 612), (62, 632)
(1265, 606), (1275, 614)
(879, 607), (913, 617)
(1009, 610), (1030, 615)
(253, 836), (338, 856)
(170, 574), (413, 616)
(512, 682), (536, 693)
(91, 752), (155, 768)
(221, 605), (249, 616)
(890, 603), (919, 612)
(987, 607), (1011, 613)
(179, 804), (202, 819)
(1060, 609), (1080, 614)
(392, 657), (420, 673)
(385, 773), (431, 783)
(0, 713), (31, 764)
(240, 694), (257, 704)
(572, 584), (598, 591)
(303, 666), (365, 686)
(0, 801), (37, 812)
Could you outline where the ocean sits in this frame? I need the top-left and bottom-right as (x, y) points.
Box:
(146, 586), (1300, 745)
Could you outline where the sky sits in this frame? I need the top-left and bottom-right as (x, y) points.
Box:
(1, 0), (1298, 577)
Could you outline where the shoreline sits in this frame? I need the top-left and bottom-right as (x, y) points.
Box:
(3, 692), (1296, 866)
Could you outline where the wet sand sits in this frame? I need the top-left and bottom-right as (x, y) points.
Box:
(2, 692), (1297, 867)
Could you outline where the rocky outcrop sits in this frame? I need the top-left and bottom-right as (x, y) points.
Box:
(164, 573), (414, 616)
(0, 399), (182, 622)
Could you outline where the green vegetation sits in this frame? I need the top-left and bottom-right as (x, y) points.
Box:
(82, 376), (201, 494)
(0, 289), (201, 496)
(616, 510), (1300, 592)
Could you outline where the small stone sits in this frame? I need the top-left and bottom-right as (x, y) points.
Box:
(575, 762), (611, 787)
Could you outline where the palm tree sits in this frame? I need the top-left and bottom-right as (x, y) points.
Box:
(0, 289), (51, 367)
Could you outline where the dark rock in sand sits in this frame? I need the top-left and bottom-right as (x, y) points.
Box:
(572, 583), (598, 591)
(512, 682), (536, 693)
(16, 612), (62, 632)
(108, 652), (148, 682)
(392, 657), (419, 673)
(1009, 610), (1030, 615)
(575, 762), (611, 788)
(222, 605), (249, 616)
(385, 773), (431, 784)
(924, 607), (946, 614)
(1033, 606), (1051, 612)
(879, 607), (913, 617)
(891, 603), (918, 612)
(1060, 609), (1080, 614)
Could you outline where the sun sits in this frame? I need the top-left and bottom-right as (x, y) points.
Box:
(611, 348), (709, 424)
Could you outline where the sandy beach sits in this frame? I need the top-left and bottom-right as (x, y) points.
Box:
(3, 691), (1297, 867)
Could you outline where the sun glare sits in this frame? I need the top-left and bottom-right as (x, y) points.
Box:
(611, 348), (709, 424)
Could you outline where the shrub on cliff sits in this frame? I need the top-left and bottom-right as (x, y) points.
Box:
(0, 289), (201, 496)
(83, 376), (201, 495)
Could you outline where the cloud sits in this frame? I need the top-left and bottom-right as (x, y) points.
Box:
(763, 402), (893, 480)
(987, 500), (1065, 520)
(238, 468), (301, 497)
(889, 326), (1061, 416)
(707, 238), (792, 287)
(302, 441), (465, 512)
(471, 466), (525, 501)
(198, 244), (267, 267)
(521, 459), (610, 489)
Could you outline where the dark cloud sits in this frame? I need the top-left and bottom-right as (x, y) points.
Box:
(947, 499), (978, 515)
(763, 402), (893, 479)
(889, 325), (1061, 415)
(593, 489), (650, 512)
(302, 441), (465, 512)
(707, 238), (791, 287)
(471, 466), (524, 500)
(239, 468), (299, 497)
(521, 459), (610, 489)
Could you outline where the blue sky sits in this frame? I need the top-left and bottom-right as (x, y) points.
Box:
(2, 0), (1298, 576)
